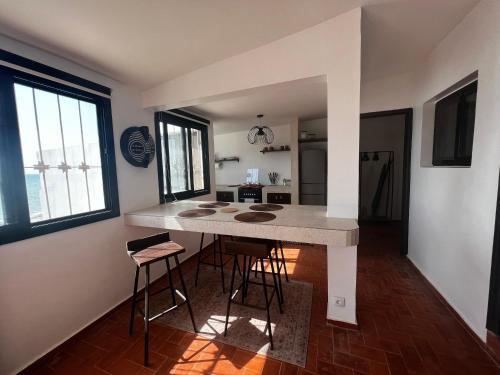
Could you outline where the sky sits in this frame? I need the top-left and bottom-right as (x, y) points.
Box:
(13, 83), (101, 173)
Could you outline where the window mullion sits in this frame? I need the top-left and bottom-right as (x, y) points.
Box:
(56, 94), (73, 215)
(181, 127), (189, 192)
(187, 127), (194, 191)
(31, 88), (52, 220)
(202, 127), (210, 191)
(163, 120), (172, 198)
(77, 100), (92, 211)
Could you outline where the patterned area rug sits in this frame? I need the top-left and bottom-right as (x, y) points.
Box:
(150, 264), (313, 367)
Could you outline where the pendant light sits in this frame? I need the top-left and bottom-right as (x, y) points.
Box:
(247, 114), (274, 144)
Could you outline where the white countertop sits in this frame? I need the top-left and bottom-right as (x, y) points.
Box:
(262, 185), (292, 193)
(216, 184), (240, 192)
(124, 200), (358, 247)
(216, 184), (291, 190)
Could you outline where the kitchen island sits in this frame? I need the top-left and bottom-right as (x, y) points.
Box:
(125, 200), (359, 326)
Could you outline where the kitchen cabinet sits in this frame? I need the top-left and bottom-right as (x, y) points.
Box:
(216, 191), (235, 202)
(267, 192), (291, 204)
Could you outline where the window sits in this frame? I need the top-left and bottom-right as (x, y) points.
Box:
(0, 50), (119, 245)
(155, 110), (210, 202)
(0, 175), (5, 226)
(433, 80), (477, 166)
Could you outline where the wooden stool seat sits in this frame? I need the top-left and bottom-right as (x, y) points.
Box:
(130, 242), (185, 267)
(225, 238), (274, 258)
(233, 237), (289, 283)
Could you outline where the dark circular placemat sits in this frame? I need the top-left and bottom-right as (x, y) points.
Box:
(211, 201), (230, 207)
(234, 212), (276, 223)
(178, 209), (216, 218)
(198, 203), (218, 208)
(249, 203), (284, 211)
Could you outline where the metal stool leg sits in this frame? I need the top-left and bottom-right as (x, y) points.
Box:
(174, 255), (197, 332)
(129, 266), (139, 336)
(218, 234), (226, 293)
(279, 241), (289, 282)
(236, 254), (242, 276)
(269, 253), (283, 313)
(241, 255), (247, 304)
(272, 248), (284, 305)
(213, 234), (217, 270)
(144, 265), (150, 366)
(254, 256), (258, 278)
(224, 256), (238, 336)
(165, 258), (176, 306)
(245, 256), (252, 297)
(260, 258), (274, 350)
(228, 236), (242, 276)
(194, 232), (204, 287)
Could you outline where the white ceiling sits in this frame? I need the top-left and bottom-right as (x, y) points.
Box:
(361, 0), (479, 81)
(189, 77), (327, 135)
(0, 0), (479, 89)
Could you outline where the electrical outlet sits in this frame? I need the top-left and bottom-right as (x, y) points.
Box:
(334, 296), (345, 307)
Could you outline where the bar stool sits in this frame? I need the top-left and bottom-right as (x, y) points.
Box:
(194, 233), (237, 293)
(127, 232), (197, 366)
(224, 237), (283, 350)
(250, 240), (286, 303)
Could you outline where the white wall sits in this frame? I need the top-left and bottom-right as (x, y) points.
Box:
(360, 71), (415, 114)
(214, 124), (292, 185)
(142, 8), (362, 220)
(299, 117), (327, 139)
(0, 36), (215, 375)
(142, 9), (362, 111)
(407, 0), (500, 340)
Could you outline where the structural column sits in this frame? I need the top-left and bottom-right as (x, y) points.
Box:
(325, 36), (361, 324)
(289, 118), (300, 205)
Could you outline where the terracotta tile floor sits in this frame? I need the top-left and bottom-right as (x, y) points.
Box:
(25, 224), (500, 374)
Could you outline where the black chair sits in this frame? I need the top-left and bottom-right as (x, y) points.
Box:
(127, 232), (197, 366)
(224, 238), (283, 350)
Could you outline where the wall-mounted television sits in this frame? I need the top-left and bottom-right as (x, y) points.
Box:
(433, 80), (477, 166)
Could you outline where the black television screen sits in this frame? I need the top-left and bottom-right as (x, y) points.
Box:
(433, 80), (477, 166)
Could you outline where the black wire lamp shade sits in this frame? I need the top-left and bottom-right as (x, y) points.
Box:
(247, 114), (274, 144)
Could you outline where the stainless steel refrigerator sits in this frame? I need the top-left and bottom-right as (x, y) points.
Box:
(300, 149), (327, 205)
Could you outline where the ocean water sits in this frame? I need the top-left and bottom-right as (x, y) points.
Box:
(0, 174), (41, 224)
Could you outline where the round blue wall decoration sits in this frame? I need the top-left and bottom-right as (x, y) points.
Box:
(120, 126), (155, 168)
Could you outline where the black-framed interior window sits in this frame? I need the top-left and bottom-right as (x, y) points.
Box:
(0, 51), (119, 245)
(433, 80), (477, 166)
(155, 110), (210, 202)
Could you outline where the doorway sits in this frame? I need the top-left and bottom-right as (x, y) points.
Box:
(359, 109), (413, 255)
